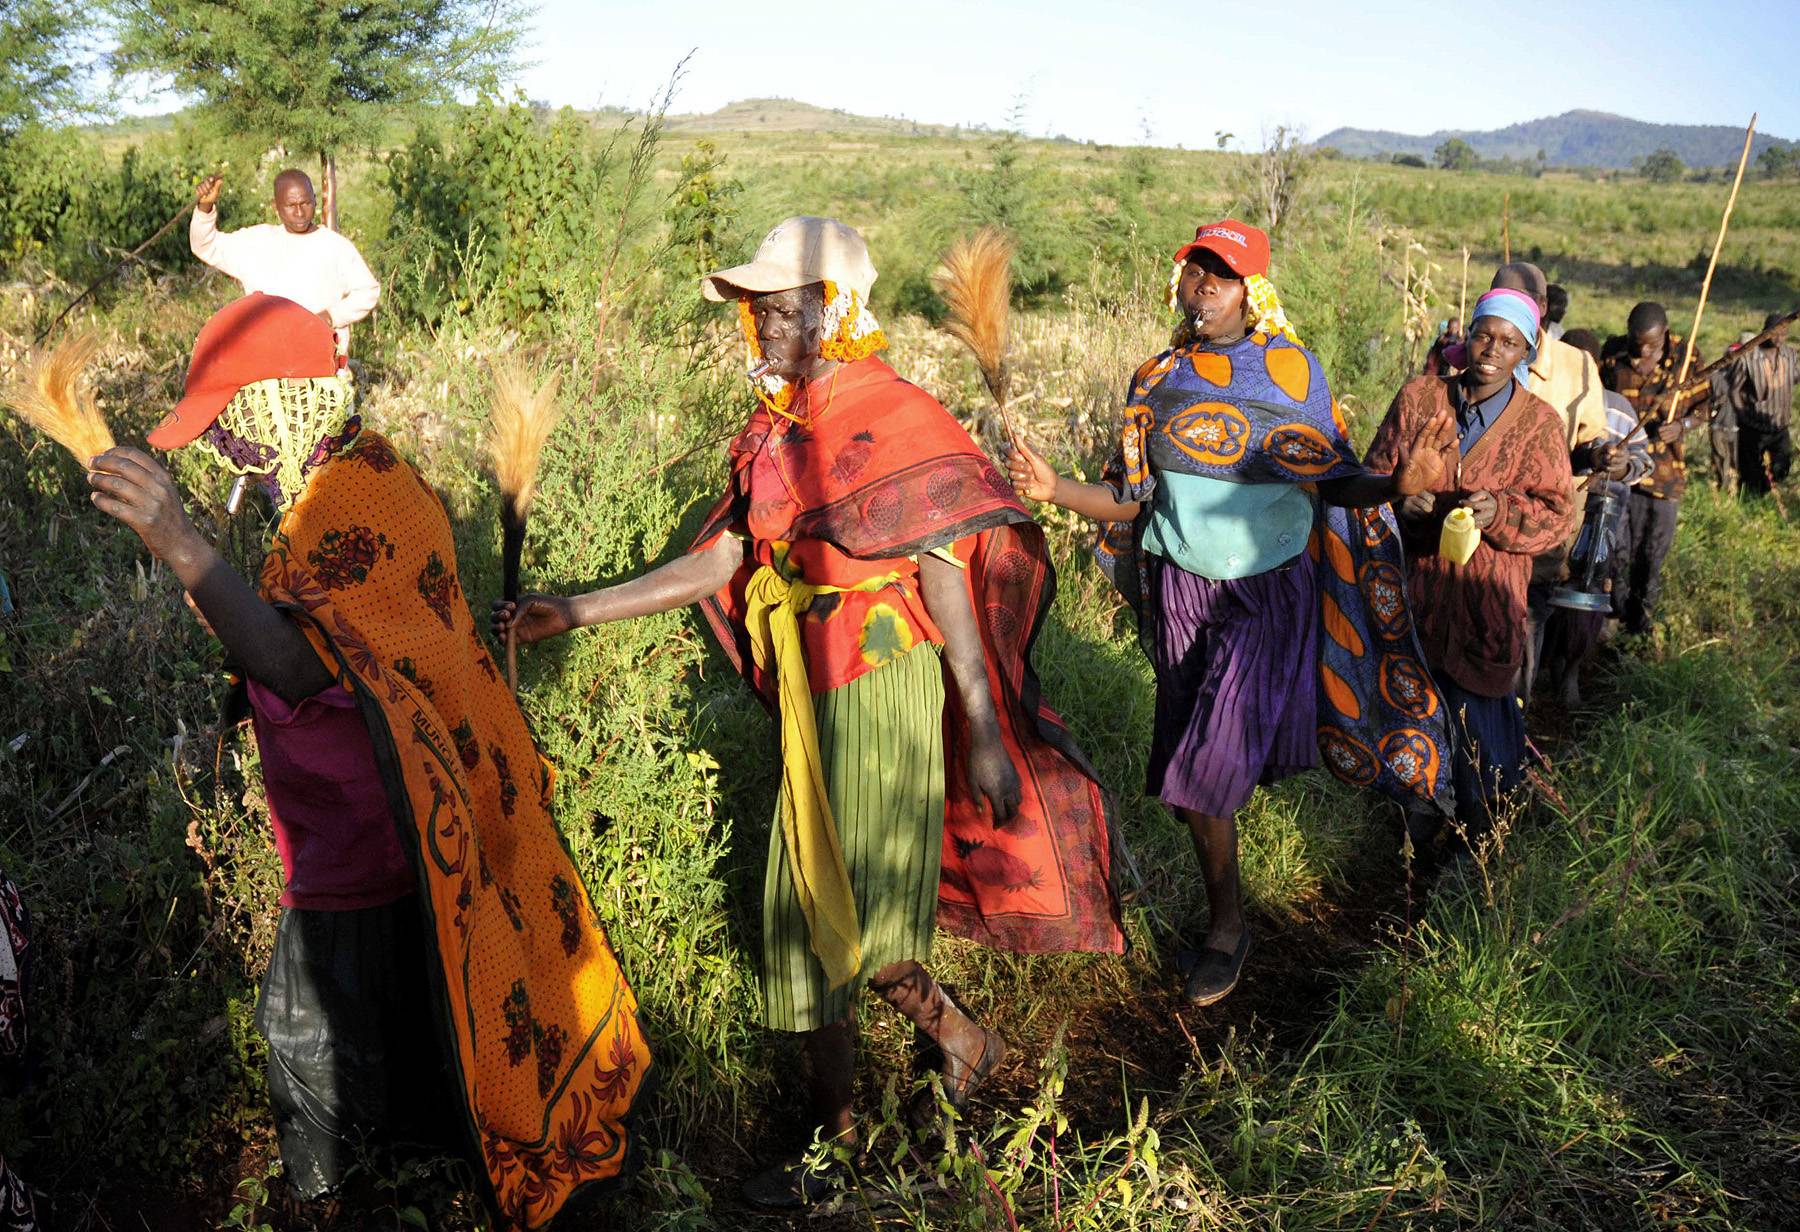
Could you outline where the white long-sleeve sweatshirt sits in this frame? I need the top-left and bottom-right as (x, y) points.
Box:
(189, 208), (381, 355)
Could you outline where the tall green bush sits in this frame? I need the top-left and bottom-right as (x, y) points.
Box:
(383, 98), (611, 329)
(0, 126), (252, 281)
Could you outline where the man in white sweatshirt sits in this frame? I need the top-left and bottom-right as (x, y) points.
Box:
(190, 170), (381, 359)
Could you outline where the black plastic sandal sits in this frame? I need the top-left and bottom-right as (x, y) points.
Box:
(1183, 930), (1251, 1007)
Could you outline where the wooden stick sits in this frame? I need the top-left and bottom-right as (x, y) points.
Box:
(1458, 246), (1469, 325)
(1668, 114), (1757, 415)
(994, 395), (1023, 459)
(1680, 306), (1798, 392)
(1501, 193), (1511, 263)
(1403, 244), (1415, 370)
(32, 202), (194, 349)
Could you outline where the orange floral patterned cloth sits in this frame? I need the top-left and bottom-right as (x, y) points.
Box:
(258, 430), (651, 1230)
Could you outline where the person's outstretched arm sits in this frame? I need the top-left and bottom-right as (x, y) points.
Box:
(1317, 401), (1455, 508)
(87, 447), (335, 705)
(326, 237), (381, 327)
(1006, 437), (1141, 523)
(491, 534), (747, 646)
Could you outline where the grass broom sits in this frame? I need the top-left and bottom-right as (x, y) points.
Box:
(933, 228), (1021, 454)
(3, 332), (116, 465)
(486, 359), (564, 692)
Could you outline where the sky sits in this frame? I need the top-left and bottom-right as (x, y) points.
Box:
(512, 0), (1798, 147)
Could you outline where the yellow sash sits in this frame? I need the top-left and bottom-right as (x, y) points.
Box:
(742, 563), (900, 990)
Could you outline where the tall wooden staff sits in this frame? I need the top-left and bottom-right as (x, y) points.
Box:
(486, 360), (564, 692)
(1501, 193), (1511, 264)
(933, 228), (1021, 455)
(1667, 114), (1758, 419)
(1458, 246), (1470, 326)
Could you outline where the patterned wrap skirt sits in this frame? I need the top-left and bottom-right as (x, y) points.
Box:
(1145, 553), (1319, 818)
(761, 641), (947, 1032)
(1436, 675), (1526, 833)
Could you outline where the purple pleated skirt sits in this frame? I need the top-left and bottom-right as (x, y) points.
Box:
(1145, 553), (1319, 817)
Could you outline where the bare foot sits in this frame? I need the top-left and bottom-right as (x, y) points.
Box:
(1558, 671), (1582, 709)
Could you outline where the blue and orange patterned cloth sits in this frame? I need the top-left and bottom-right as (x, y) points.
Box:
(1098, 329), (1457, 815)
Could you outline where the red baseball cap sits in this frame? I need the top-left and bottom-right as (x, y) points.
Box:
(1172, 218), (1270, 278)
(147, 294), (337, 449)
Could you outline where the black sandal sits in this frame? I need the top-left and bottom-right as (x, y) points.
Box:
(741, 1152), (851, 1209)
(1183, 930), (1251, 1007)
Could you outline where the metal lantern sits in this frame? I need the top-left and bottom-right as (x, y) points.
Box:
(1549, 482), (1625, 612)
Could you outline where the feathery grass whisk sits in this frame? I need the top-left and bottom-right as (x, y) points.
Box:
(3, 333), (115, 465)
(487, 359), (564, 691)
(934, 228), (1020, 454)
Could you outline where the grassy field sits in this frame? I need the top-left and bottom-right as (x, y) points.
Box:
(2, 108), (1798, 1230)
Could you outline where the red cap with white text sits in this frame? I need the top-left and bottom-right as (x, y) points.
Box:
(1172, 219), (1270, 278)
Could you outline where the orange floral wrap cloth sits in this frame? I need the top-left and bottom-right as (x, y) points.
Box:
(258, 431), (652, 1229)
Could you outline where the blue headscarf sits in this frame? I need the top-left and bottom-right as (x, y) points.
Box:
(1468, 287), (1541, 384)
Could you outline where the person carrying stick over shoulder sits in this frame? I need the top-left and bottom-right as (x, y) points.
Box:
(1599, 301), (1710, 636)
(494, 216), (1126, 1209)
(1009, 218), (1460, 1002)
(190, 171), (381, 362)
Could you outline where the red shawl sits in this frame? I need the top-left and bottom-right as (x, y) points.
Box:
(692, 358), (1125, 954)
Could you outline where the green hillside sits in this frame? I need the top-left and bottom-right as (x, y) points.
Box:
(1318, 109), (1798, 169)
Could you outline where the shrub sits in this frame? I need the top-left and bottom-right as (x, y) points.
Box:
(1640, 148), (1685, 183)
(1435, 137), (1477, 171)
(382, 97), (613, 330)
(0, 123), (255, 283)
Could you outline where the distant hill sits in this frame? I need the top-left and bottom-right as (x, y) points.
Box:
(1316, 110), (1795, 169)
(94, 101), (1790, 168)
(593, 97), (976, 139)
(90, 96), (983, 144)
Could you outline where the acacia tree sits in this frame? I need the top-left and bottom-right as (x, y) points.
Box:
(1434, 137), (1476, 172)
(2, 0), (94, 138)
(1639, 148), (1684, 183)
(106, 0), (523, 228)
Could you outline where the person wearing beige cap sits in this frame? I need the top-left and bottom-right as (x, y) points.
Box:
(495, 216), (1125, 1205)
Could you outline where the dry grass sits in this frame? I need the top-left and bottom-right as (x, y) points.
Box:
(932, 227), (1016, 411)
(3, 331), (116, 464)
(485, 357), (563, 522)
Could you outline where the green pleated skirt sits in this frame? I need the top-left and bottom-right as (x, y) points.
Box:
(761, 641), (946, 1033)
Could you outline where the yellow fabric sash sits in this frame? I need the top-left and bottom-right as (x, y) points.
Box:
(742, 563), (900, 990)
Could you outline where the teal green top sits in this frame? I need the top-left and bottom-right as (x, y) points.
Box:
(1140, 471), (1314, 580)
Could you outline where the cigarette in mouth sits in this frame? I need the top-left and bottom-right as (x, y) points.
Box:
(747, 360), (775, 380)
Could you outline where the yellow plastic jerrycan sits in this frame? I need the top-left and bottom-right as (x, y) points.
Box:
(1438, 505), (1479, 566)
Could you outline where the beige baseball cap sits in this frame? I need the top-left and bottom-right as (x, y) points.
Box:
(701, 216), (878, 302)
